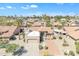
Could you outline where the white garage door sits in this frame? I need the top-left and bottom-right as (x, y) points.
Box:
(28, 40), (39, 43)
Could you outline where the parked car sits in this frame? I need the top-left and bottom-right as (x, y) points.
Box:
(12, 46), (27, 56)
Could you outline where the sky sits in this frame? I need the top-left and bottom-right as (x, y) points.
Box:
(0, 3), (79, 16)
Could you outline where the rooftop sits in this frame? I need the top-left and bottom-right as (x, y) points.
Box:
(32, 22), (42, 27)
(53, 21), (62, 26)
(29, 27), (52, 33)
(27, 31), (40, 37)
(64, 26), (79, 40)
(0, 26), (18, 37)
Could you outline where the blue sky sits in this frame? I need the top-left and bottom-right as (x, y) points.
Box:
(0, 3), (79, 16)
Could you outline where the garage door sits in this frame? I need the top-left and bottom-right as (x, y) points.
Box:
(28, 40), (39, 43)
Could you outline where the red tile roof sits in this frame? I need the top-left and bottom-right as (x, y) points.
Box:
(64, 26), (79, 40)
(29, 27), (52, 33)
(0, 26), (18, 37)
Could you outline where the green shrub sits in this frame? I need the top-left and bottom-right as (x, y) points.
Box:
(76, 49), (79, 54)
(62, 39), (69, 46)
(45, 46), (48, 50)
(59, 36), (62, 40)
(39, 45), (43, 50)
(75, 42), (79, 54)
(57, 26), (62, 29)
(75, 42), (77, 45)
(64, 52), (68, 55)
(0, 40), (9, 44)
(62, 43), (69, 46)
(53, 36), (56, 39)
(69, 51), (75, 56)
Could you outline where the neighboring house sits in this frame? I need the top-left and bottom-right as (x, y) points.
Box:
(64, 26), (79, 40)
(53, 21), (62, 27)
(22, 20), (27, 27)
(67, 19), (77, 26)
(75, 21), (79, 26)
(32, 21), (46, 27)
(0, 26), (20, 40)
(27, 18), (39, 23)
(53, 28), (66, 35)
(32, 22), (42, 27)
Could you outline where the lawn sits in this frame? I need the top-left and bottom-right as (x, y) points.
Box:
(0, 43), (19, 53)
(6, 44), (19, 53)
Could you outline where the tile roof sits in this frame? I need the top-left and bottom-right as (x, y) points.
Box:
(53, 21), (62, 26)
(29, 27), (52, 33)
(32, 22), (42, 27)
(64, 26), (79, 40)
(0, 26), (18, 37)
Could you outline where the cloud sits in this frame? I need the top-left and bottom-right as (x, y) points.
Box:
(21, 4), (38, 10)
(0, 6), (13, 10)
(6, 6), (12, 9)
(0, 7), (5, 9)
(30, 5), (38, 8)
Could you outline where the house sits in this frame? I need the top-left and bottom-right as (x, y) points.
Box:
(53, 28), (66, 35)
(21, 20), (27, 27)
(32, 21), (46, 27)
(0, 26), (20, 40)
(75, 21), (79, 26)
(26, 31), (40, 43)
(53, 21), (62, 27)
(32, 22), (42, 27)
(29, 27), (52, 33)
(64, 26), (79, 40)
(24, 29), (40, 55)
(28, 27), (53, 40)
